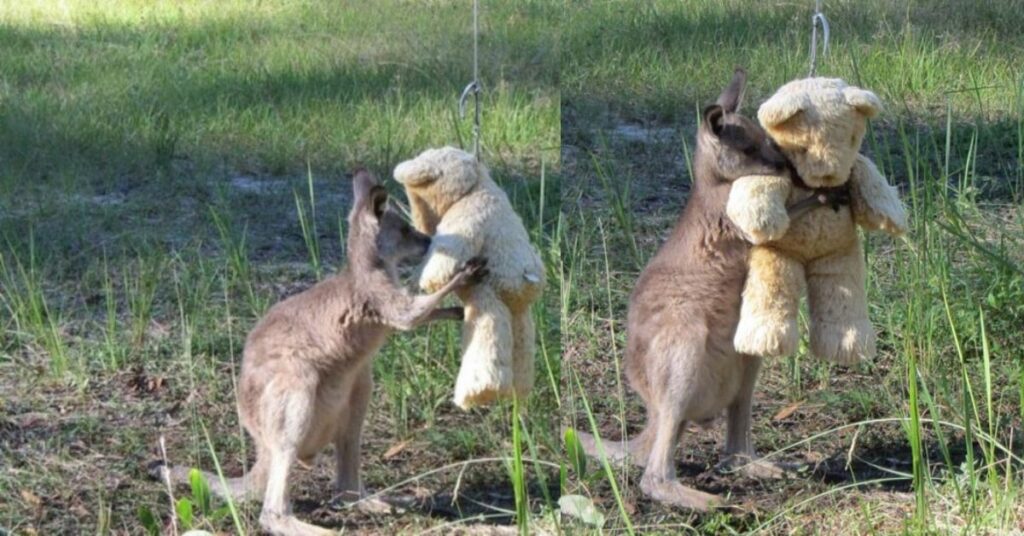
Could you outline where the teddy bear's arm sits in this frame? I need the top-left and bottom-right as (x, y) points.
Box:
(849, 154), (908, 236)
(726, 175), (793, 244)
(418, 211), (487, 293)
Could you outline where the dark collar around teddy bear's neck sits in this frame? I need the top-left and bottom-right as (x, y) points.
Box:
(785, 158), (853, 214)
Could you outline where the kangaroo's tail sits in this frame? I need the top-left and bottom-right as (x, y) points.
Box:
(147, 460), (263, 503)
(566, 425), (654, 467)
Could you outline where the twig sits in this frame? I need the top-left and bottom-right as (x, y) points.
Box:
(158, 435), (180, 536)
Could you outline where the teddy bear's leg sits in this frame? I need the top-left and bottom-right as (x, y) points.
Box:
(510, 308), (535, 400)
(454, 285), (514, 410)
(806, 241), (876, 364)
(733, 246), (805, 357)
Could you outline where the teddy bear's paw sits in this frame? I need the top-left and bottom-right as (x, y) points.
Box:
(880, 214), (909, 236)
(733, 314), (798, 357)
(453, 361), (514, 410)
(454, 387), (500, 410)
(810, 320), (876, 365)
(755, 216), (791, 243)
(731, 214), (790, 245)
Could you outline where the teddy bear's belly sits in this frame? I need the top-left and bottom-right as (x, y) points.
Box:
(768, 192), (858, 262)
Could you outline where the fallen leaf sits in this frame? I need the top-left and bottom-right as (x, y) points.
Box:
(773, 400), (804, 421)
(410, 486), (432, 499)
(21, 489), (42, 509)
(382, 440), (410, 460)
(559, 494), (605, 527)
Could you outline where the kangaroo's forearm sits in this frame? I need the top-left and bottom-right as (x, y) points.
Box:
(386, 280), (462, 330)
(425, 306), (464, 323)
(786, 194), (822, 220)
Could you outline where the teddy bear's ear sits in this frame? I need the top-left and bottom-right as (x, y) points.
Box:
(393, 158), (439, 187)
(843, 87), (882, 118)
(757, 92), (809, 131)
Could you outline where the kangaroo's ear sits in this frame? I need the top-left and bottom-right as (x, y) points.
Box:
(369, 186), (388, 219)
(844, 87), (882, 118)
(716, 68), (747, 113)
(703, 104), (725, 136)
(352, 168), (378, 202)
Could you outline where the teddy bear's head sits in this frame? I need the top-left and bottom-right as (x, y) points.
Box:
(393, 146), (484, 233)
(758, 78), (882, 189)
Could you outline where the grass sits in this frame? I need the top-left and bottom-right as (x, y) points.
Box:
(561, 0), (1024, 533)
(5, 0), (1024, 534)
(0, 1), (559, 534)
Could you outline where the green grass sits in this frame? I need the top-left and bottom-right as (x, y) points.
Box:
(561, 0), (1024, 534)
(5, 0), (1024, 534)
(0, 1), (559, 534)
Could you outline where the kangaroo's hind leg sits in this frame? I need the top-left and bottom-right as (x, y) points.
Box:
(639, 407), (721, 511)
(716, 355), (789, 479)
(637, 332), (722, 511)
(257, 377), (334, 536)
(332, 364), (392, 514)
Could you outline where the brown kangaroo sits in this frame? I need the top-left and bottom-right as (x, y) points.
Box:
(573, 69), (805, 510)
(153, 170), (487, 535)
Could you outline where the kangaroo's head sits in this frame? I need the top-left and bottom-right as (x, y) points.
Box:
(696, 68), (789, 185)
(347, 169), (431, 273)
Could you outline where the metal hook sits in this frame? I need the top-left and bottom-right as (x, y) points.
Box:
(809, 0), (830, 77)
(458, 80), (480, 119)
(461, 0), (482, 160)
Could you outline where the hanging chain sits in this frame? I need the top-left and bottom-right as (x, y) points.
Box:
(808, 0), (830, 77)
(458, 0), (482, 160)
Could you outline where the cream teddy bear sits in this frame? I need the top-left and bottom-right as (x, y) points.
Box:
(394, 147), (545, 409)
(726, 78), (908, 364)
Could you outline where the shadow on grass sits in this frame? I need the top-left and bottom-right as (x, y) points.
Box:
(293, 475), (559, 530)
(0, 2), (558, 186)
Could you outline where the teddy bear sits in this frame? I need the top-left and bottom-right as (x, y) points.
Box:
(725, 78), (908, 364)
(394, 146), (545, 409)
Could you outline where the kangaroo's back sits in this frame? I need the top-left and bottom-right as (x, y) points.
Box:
(625, 69), (790, 401)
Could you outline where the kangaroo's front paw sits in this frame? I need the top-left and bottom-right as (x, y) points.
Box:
(809, 319), (875, 364)
(733, 312), (798, 357)
(454, 256), (489, 287)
